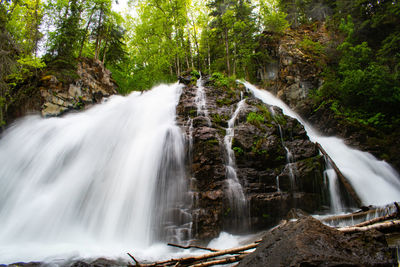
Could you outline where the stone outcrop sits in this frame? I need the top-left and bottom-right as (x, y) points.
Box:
(177, 77), (327, 241)
(257, 23), (331, 114)
(257, 23), (400, 172)
(6, 58), (117, 122)
(238, 216), (396, 266)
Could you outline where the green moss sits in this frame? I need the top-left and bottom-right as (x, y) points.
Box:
(210, 72), (237, 89)
(217, 127), (227, 136)
(276, 155), (285, 162)
(274, 114), (287, 125)
(233, 146), (244, 156)
(190, 69), (200, 78)
(216, 97), (233, 107)
(247, 112), (264, 126)
(251, 138), (267, 155)
(206, 138), (219, 145)
(211, 113), (229, 124)
(189, 109), (197, 117)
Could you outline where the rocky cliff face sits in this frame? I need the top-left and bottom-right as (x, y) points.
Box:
(177, 77), (328, 241)
(257, 23), (400, 172)
(6, 58), (117, 122)
(258, 23), (330, 114)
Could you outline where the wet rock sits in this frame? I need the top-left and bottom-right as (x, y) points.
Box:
(178, 75), (192, 85)
(69, 258), (128, 267)
(7, 262), (41, 267)
(41, 102), (67, 117)
(238, 217), (395, 266)
(176, 74), (328, 240)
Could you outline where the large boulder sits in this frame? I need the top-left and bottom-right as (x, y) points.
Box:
(238, 216), (395, 267)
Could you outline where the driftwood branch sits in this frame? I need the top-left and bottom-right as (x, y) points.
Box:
(322, 203), (399, 224)
(190, 254), (247, 267)
(316, 142), (362, 207)
(167, 243), (220, 252)
(172, 243), (258, 265)
(351, 213), (398, 228)
(128, 242), (258, 266)
(338, 219), (400, 233)
(127, 252), (141, 266)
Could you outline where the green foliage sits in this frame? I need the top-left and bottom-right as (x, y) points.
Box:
(211, 113), (228, 124)
(299, 36), (324, 56)
(233, 146), (244, 155)
(191, 70), (200, 78)
(210, 72), (237, 89)
(206, 138), (219, 145)
(251, 138), (267, 155)
(339, 15), (354, 40)
(247, 112), (264, 127)
(259, 0), (290, 34)
(7, 55), (46, 84)
(273, 114), (287, 126)
(256, 104), (273, 124)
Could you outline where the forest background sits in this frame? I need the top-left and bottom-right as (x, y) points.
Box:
(1, 0), (399, 132)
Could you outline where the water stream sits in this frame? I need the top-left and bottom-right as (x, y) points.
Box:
(242, 82), (400, 206)
(195, 78), (211, 126)
(223, 99), (248, 231)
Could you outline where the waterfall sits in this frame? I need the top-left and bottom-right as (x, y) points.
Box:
(323, 163), (345, 213)
(272, 108), (297, 189)
(195, 78), (211, 126)
(0, 83), (191, 263)
(223, 99), (248, 231)
(242, 82), (400, 206)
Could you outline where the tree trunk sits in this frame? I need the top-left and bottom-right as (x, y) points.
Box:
(102, 39), (108, 63)
(224, 27), (230, 76)
(79, 10), (94, 58)
(94, 6), (104, 60)
(186, 27), (194, 69)
(207, 38), (211, 72)
(33, 0), (40, 57)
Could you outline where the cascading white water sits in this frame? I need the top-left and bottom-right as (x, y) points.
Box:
(323, 163), (345, 213)
(275, 118), (297, 189)
(0, 83), (192, 264)
(269, 105), (297, 189)
(243, 81), (400, 206)
(195, 78), (211, 126)
(224, 99), (248, 230)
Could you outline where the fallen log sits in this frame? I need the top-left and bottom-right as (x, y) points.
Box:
(338, 219), (400, 233)
(351, 213), (398, 228)
(189, 254), (247, 267)
(128, 242), (258, 267)
(316, 142), (362, 207)
(167, 243), (219, 252)
(172, 243), (258, 265)
(321, 204), (397, 223)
